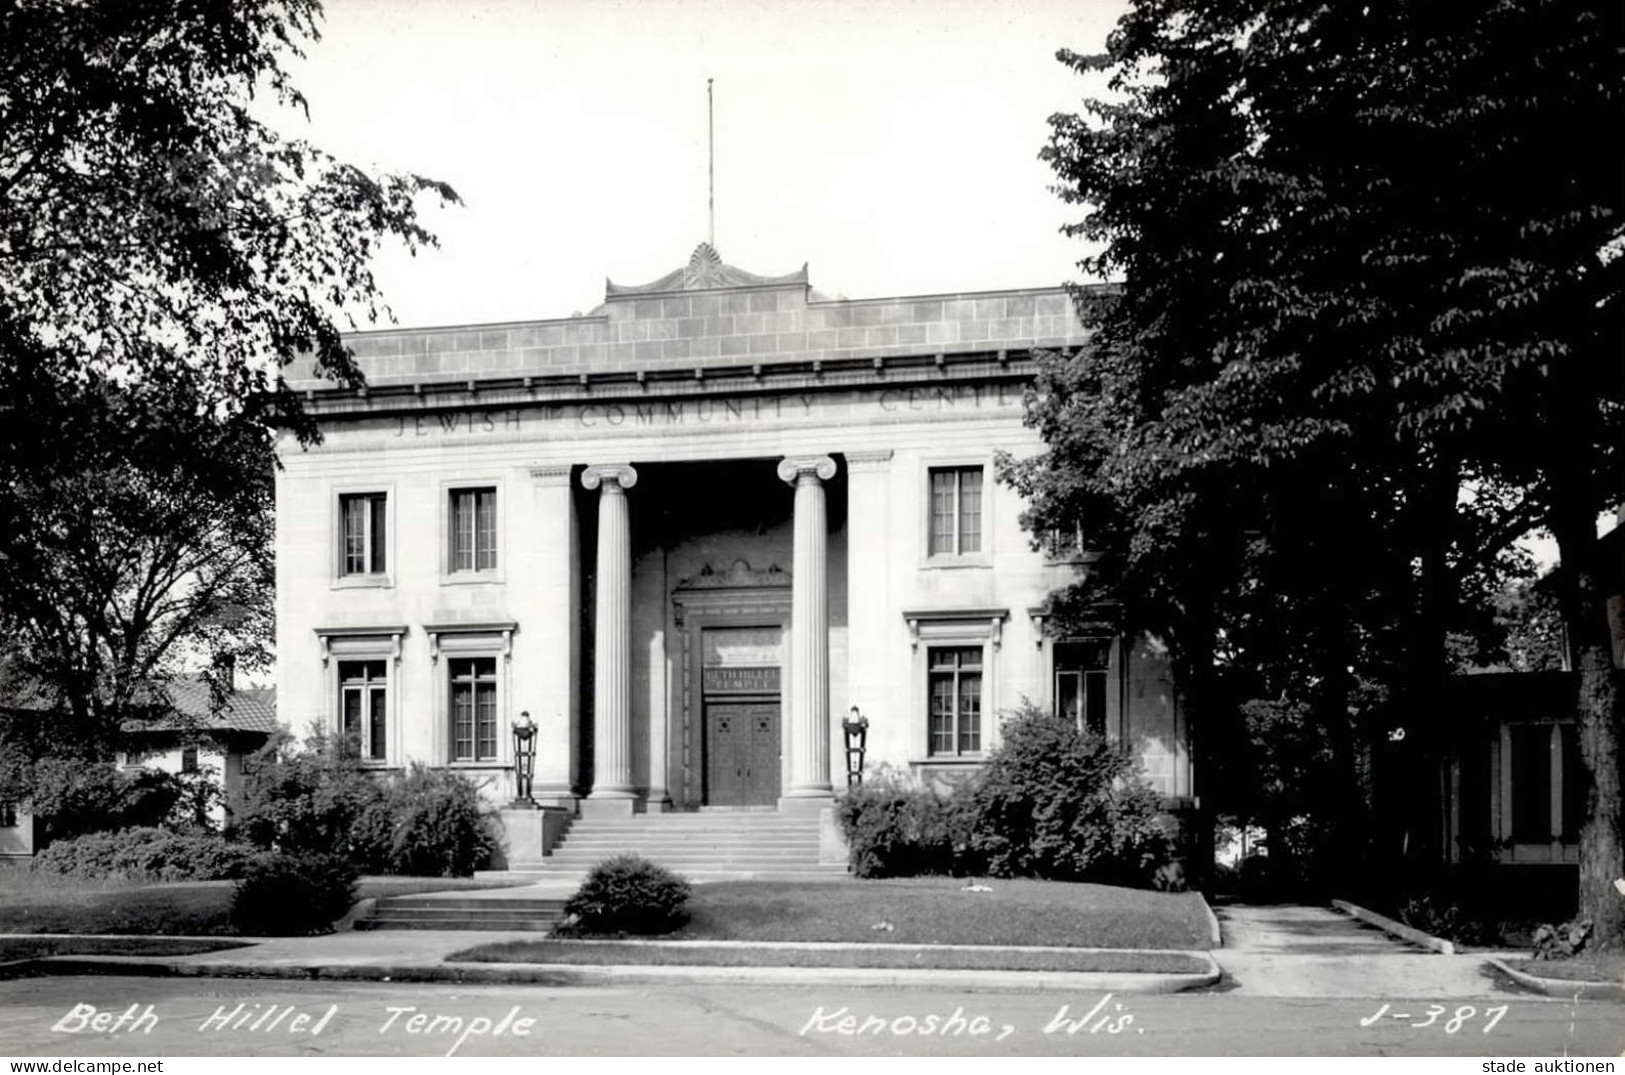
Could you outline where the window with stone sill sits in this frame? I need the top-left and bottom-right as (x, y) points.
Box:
(448, 487), (498, 573)
(449, 656), (499, 763)
(928, 645), (983, 756)
(1054, 638), (1111, 737)
(1042, 522), (1088, 562)
(338, 491), (388, 576)
(339, 659), (388, 763)
(928, 466), (984, 558)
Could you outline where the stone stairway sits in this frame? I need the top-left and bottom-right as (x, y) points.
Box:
(356, 892), (567, 932)
(508, 809), (850, 883)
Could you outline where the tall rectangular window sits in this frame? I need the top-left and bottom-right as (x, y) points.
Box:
(339, 660), (388, 762)
(928, 646), (983, 755)
(450, 656), (498, 762)
(1055, 639), (1111, 737)
(449, 488), (498, 573)
(340, 492), (387, 575)
(1560, 723), (1587, 843)
(1510, 724), (1553, 843)
(0, 800), (16, 828)
(929, 467), (983, 556)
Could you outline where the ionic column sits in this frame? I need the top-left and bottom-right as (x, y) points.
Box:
(582, 463), (638, 815)
(778, 455), (837, 804)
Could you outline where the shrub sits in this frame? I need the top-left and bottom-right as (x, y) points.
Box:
(33, 827), (253, 882)
(26, 760), (182, 841)
(967, 703), (1170, 885)
(1532, 917), (1593, 960)
(238, 734), (499, 876)
(383, 763), (499, 877)
(236, 729), (390, 867)
(560, 854), (691, 935)
(834, 765), (968, 878)
(230, 852), (358, 936)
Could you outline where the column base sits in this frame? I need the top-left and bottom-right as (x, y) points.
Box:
(579, 792), (641, 818)
(777, 791), (835, 813)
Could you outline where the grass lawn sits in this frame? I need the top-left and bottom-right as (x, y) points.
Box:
(549, 877), (1211, 950)
(0, 874), (529, 936)
(0, 937), (248, 964)
(449, 940), (1207, 974)
(1507, 952), (1625, 985)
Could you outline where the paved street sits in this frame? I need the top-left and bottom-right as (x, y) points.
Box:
(0, 974), (1619, 1056)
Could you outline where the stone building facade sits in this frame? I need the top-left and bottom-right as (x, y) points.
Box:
(276, 245), (1191, 853)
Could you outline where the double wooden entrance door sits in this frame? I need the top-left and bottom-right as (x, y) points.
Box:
(705, 700), (781, 806)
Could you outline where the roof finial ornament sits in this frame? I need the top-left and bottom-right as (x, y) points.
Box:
(685, 242), (728, 289)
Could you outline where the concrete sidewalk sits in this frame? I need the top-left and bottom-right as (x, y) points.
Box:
(1210, 903), (1516, 999)
(5, 925), (1220, 994)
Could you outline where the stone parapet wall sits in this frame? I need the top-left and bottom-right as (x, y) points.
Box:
(289, 285), (1092, 389)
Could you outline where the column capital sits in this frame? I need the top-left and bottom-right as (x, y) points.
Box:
(777, 455), (837, 485)
(529, 464), (574, 487)
(581, 463), (638, 492)
(843, 449), (894, 473)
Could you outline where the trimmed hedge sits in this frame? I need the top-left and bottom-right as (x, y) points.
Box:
(230, 852), (358, 936)
(33, 827), (254, 882)
(560, 854), (692, 935)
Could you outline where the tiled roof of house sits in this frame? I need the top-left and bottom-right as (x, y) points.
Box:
(126, 676), (279, 736)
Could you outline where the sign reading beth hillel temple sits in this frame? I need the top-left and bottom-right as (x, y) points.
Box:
(276, 243), (1190, 862)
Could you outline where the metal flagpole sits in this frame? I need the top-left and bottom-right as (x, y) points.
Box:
(707, 77), (714, 248)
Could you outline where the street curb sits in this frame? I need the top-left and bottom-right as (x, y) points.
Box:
(1196, 892), (1222, 948)
(1331, 898), (1455, 954)
(1485, 957), (1624, 1001)
(20, 952), (1223, 995)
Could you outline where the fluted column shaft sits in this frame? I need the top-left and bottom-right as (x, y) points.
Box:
(778, 456), (837, 801)
(583, 464), (637, 805)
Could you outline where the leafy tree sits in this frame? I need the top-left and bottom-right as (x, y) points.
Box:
(1, 379), (275, 763)
(1017, 0), (1622, 936)
(0, 2), (457, 767)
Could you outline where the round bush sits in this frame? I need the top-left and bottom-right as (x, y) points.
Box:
(230, 852), (358, 936)
(34, 827), (253, 882)
(561, 854), (691, 935)
(968, 704), (1170, 884)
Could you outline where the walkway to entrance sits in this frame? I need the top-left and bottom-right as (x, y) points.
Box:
(1211, 904), (1512, 998)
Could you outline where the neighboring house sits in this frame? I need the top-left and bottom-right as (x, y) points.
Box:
(118, 676), (279, 829)
(275, 243), (1193, 855)
(0, 676), (277, 858)
(1437, 517), (1624, 915)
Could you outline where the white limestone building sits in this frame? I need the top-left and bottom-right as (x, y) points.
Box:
(276, 245), (1191, 865)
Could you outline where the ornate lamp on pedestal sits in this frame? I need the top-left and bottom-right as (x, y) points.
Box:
(841, 706), (869, 788)
(511, 709), (538, 807)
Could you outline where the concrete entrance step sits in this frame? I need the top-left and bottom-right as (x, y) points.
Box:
(551, 841), (819, 853)
(357, 893), (566, 932)
(356, 917), (557, 932)
(495, 867), (851, 883)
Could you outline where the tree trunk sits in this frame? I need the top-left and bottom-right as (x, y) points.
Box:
(1551, 496), (1624, 947)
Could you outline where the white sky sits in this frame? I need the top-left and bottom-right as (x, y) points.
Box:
(270, 0), (1124, 329)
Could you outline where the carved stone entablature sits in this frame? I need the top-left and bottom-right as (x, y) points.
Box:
(606, 242), (810, 297)
(675, 558), (791, 593)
